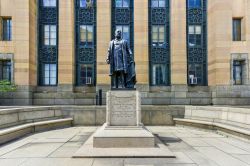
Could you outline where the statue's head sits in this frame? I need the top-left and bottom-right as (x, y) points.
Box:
(115, 29), (122, 40)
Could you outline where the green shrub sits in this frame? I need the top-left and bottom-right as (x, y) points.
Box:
(0, 80), (17, 92)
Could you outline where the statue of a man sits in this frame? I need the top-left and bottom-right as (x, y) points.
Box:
(106, 29), (136, 89)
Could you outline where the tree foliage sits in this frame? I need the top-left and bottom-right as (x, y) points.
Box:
(0, 80), (17, 92)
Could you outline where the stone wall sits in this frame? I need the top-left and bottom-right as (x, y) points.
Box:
(0, 86), (34, 105)
(2, 84), (250, 106)
(0, 106), (185, 127)
(29, 85), (210, 106)
(0, 0), (37, 105)
(1, 0), (250, 106)
(212, 85), (250, 105)
(184, 105), (250, 130)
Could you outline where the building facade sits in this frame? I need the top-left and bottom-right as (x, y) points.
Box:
(0, 0), (250, 105)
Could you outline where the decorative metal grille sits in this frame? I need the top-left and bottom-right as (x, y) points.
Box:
(38, 0), (59, 86)
(187, 0), (207, 86)
(187, 8), (203, 23)
(149, 0), (170, 86)
(151, 8), (169, 24)
(78, 8), (95, 24)
(111, 0), (134, 53)
(39, 8), (58, 24)
(151, 47), (169, 63)
(78, 48), (95, 63)
(75, 0), (96, 86)
(39, 47), (57, 63)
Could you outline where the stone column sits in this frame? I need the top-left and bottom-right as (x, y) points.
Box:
(29, 0), (38, 87)
(170, 0), (187, 85)
(96, 0), (112, 86)
(13, 0), (30, 86)
(170, 0), (189, 105)
(58, 0), (75, 91)
(134, 0), (149, 86)
(207, 0), (232, 86)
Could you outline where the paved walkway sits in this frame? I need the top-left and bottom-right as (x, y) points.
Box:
(0, 126), (249, 166)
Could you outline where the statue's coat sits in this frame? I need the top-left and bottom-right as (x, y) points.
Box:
(107, 39), (136, 88)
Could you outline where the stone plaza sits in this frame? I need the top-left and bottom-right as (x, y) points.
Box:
(0, 104), (249, 165)
(0, 126), (250, 166)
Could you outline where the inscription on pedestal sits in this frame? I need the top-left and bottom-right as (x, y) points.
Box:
(106, 91), (141, 126)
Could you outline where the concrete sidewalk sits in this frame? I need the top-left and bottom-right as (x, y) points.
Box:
(0, 126), (249, 166)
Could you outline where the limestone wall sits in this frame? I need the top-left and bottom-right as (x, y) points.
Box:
(0, 0), (37, 105)
(0, 0), (250, 105)
(0, 105), (185, 127)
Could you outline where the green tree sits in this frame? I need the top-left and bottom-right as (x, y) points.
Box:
(0, 80), (17, 92)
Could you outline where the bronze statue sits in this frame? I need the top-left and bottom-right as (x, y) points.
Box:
(106, 29), (136, 89)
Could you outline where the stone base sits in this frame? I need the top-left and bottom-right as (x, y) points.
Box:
(93, 123), (155, 148)
(73, 125), (175, 158)
(106, 90), (141, 126)
(72, 90), (175, 157)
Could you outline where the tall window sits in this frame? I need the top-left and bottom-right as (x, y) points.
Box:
(151, 0), (165, 7)
(187, 0), (207, 86)
(152, 25), (165, 46)
(188, 0), (201, 8)
(233, 18), (241, 41)
(188, 25), (201, 46)
(44, 25), (57, 46)
(116, 0), (129, 7)
(38, 0), (58, 86)
(80, 25), (93, 46)
(2, 18), (12, 41)
(116, 25), (130, 41)
(76, 0), (96, 86)
(0, 60), (11, 82)
(43, 0), (56, 7)
(149, 0), (170, 86)
(42, 64), (57, 85)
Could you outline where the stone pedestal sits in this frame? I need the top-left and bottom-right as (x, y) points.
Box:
(106, 90), (141, 126)
(93, 90), (155, 148)
(73, 90), (175, 158)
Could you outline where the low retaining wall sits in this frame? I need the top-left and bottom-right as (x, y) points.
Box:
(0, 105), (185, 128)
(185, 106), (250, 130)
(0, 106), (64, 129)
